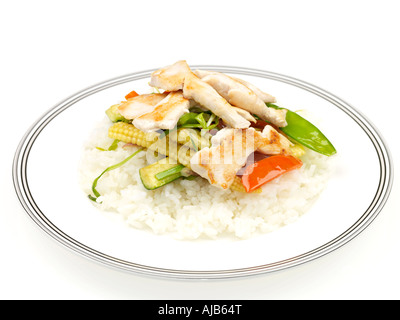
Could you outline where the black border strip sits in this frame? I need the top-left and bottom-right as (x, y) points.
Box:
(12, 66), (394, 279)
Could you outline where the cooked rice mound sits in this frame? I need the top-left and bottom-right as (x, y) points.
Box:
(79, 117), (334, 240)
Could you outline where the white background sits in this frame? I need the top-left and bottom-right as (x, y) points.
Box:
(1, 0), (399, 300)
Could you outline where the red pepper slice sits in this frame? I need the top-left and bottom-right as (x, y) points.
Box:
(241, 155), (303, 192)
(125, 90), (139, 100)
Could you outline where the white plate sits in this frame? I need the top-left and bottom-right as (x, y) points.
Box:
(13, 66), (393, 279)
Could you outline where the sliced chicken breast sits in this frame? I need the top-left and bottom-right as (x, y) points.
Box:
(117, 93), (168, 119)
(194, 70), (276, 103)
(133, 91), (190, 132)
(183, 72), (251, 129)
(231, 76), (276, 103)
(149, 61), (251, 129)
(231, 106), (257, 123)
(149, 60), (191, 92)
(194, 70), (287, 127)
(190, 128), (261, 189)
(257, 125), (293, 155)
(190, 126), (294, 189)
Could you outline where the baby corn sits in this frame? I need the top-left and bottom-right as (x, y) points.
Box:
(108, 122), (193, 166)
(169, 128), (211, 151)
(108, 121), (159, 148)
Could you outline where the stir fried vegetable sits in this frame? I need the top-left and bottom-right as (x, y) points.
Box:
(178, 111), (219, 130)
(139, 158), (185, 190)
(88, 148), (144, 202)
(94, 61), (337, 196)
(241, 155), (303, 192)
(102, 100), (334, 193)
(105, 104), (127, 123)
(125, 90), (139, 100)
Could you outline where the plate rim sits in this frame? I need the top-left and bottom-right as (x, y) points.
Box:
(12, 65), (394, 279)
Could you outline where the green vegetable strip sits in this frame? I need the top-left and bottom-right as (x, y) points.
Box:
(187, 130), (199, 152)
(88, 148), (144, 202)
(155, 164), (185, 180)
(268, 103), (336, 156)
(178, 111), (219, 130)
(179, 123), (204, 129)
(178, 112), (200, 126)
(96, 139), (120, 151)
(206, 113), (216, 127)
(207, 117), (219, 129)
(107, 139), (120, 151)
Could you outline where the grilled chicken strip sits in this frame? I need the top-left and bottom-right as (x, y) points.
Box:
(194, 70), (287, 127)
(257, 125), (293, 155)
(183, 72), (251, 129)
(230, 106), (257, 123)
(117, 93), (168, 120)
(190, 126), (293, 189)
(132, 91), (190, 132)
(190, 128), (260, 189)
(194, 70), (276, 103)
(230, 76), (276, 103)
(149, 60), (251, 129)
(149, 60), (190, 91)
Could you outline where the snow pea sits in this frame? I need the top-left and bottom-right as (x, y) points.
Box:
(267, 103), (336, 156)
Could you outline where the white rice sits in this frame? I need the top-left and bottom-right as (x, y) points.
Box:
(78, 117), (334, 240)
